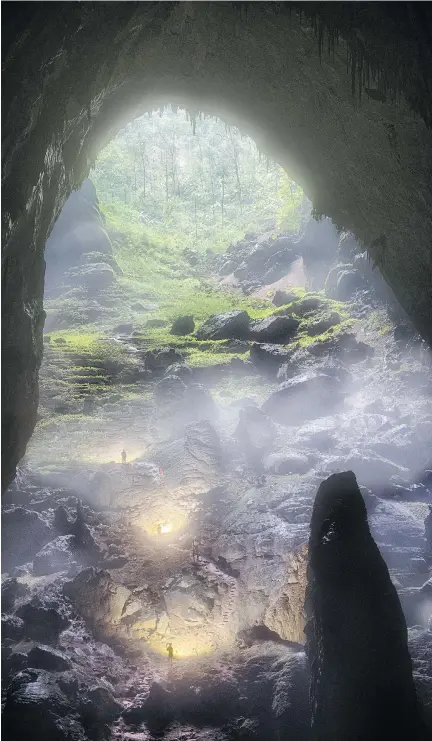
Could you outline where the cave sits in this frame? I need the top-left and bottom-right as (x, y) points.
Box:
(3, 1), (432, 488)
(2, 3), (432, 740)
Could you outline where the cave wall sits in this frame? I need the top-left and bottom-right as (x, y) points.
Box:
(2, 2), (432, 488)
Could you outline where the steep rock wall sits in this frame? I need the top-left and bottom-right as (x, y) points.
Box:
(2, 2), (432, 487)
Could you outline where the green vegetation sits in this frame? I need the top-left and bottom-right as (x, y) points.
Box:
(277, 171), (305, 232)
(32, 107), (362, 474)
(92, 107), (304, 255)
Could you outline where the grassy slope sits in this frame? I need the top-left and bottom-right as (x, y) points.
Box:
(29, 204), (355, 471)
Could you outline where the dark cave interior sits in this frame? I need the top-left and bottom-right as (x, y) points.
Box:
(2, 3), (432, 741)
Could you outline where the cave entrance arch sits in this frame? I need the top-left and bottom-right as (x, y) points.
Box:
(3, 2), (432, 489)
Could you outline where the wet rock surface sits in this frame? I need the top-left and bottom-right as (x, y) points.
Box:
(305, 472), (429, 740)
(195, 311), (250, 341)
(3, 218), (432, 738)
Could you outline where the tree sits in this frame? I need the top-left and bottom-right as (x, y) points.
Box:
(91, 105), (303, 253)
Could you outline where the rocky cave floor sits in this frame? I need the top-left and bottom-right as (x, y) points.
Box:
(3, 261), (432, 739)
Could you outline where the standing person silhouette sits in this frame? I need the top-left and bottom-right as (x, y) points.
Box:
(166, 642), (174, 666)
(121, 449), (127, 464)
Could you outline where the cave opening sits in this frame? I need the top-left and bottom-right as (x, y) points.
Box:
(2, 3), (432, 740)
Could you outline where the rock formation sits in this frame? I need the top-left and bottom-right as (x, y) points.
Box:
(3, 3), (432, 488)
(305, 471), (428, 740)
(264, 543), (308, 644)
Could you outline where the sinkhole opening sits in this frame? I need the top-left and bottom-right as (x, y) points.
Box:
(8, 103), (432, 690)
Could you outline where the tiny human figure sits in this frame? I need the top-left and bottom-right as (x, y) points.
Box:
(156, 524), (162, 536)
(121, 449), (127, 464)
(159, 467), (164, 478)
(192, 537), (200, 563)
(166, 642), (174, 665)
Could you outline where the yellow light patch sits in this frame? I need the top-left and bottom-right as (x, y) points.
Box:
(139, 508), (188, 537)
(146, 632), (214, 659)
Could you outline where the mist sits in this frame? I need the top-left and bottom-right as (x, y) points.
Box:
(3, 106), (431, 740)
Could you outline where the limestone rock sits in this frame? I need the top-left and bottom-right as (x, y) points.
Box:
(63, 567), (131, 634)
(144, 347), (184, 373)
(1, 614), (25, 642)
(156, 420), (222, 491)
(2, 507), (51, 570)
(154, 375), (187, 403)
(195, 310), (250, 341)
(262, 371), (344, 425)
(79, 685), (122, 724)
(164, 362), (193, 383)
(250, 315), (299, 343)
(264, 544), (308, 643)
(249, 343), (294, 375)
(272, 289), (297, 307)
(170, 315), (195, 335)
(272, 652), (310, 741)
(33, 535), (76, 576)
(305, 471), (428, 740)
(27, 645), (72, 672)
(16, 600), (70, 644)
(235, 405), (277, 467)
(2, 669), (87, 741)
(1, 577), (30, 613)
(112, 322), (133, 334)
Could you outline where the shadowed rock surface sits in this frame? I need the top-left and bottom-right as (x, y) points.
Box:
(3, 3), (432, 488)
(305, 471), (428, 740)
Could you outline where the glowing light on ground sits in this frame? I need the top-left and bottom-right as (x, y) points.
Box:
(139, 507), (188, 537)
(146, 632), (215, 659)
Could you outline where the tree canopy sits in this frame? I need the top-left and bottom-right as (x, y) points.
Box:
(92, 107), (305, 252)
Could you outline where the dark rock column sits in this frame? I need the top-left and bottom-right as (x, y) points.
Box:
(305, 471), (427, 741)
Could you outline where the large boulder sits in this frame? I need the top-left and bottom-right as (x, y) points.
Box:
(1, 614), (25, 641)
(27, 645), (72, 672)
(63, 567), (131, 635)
(154, 374), (187, 403)
(250, 315), (299, 343)
(2, 507), (51, 570)
(235, 405), (277, 470)
(184, 383), (218, 423)
(65, 262), (115, 292)
(144, 347), (184, 373)
(195, 310), (250, 341)
(170, 315), (195, 335)
(250, 343), (295, 376)
(156, 420), (222, 491)
(164, 362), (193, 383)
(262, 371), (344, 425)
(334, 268), (366, 300)
(272, 289), (297, 307)
(79, 685), (122, 725)
(2, 669), (87, 741)
(305, 471), (428, 740)
(33, 535), (76, 576)
(16, 600), (70, 644)
(1, 577), (30, 613)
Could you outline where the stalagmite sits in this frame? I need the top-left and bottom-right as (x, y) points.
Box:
(305, 471), (428, 741)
